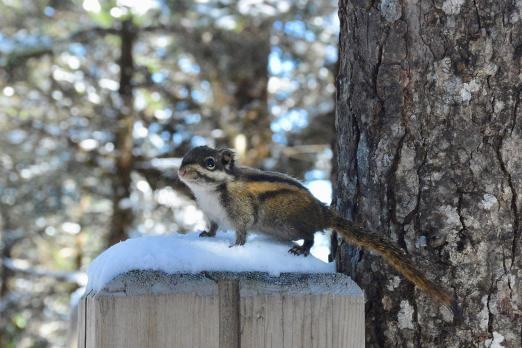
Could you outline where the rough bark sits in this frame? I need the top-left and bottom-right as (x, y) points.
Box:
(335, 0), (521, 347)
(108, 19), (136, 247)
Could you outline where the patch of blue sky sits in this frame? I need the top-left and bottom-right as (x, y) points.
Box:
(322, 147), (333, 159)
(273, 90), (293, 101)
(148, 122), (162, 134)
(304, 31), (316, 41)
(44, 6), (55, 16)
(271, 133), (287, 144)
(268, 48), (295, 77)
(88, 65), (100, 78)
(69, 43), (86, 57)
(0, 33), (52, 53)
(191, 136), (207, 147)
(287, 109), (309, 128)
(92, 130), (112, 142)
(305, 169), (326, 181)
(325, 12), (341, 28)
(161, 131), (171, 141)
(156, 107), (173, 120)
(283, 20), (316, 42)
(185, 113), (201, 124)
(178, 57), (200, 75)
(172, 133), (184, 146)
(191, 89), (207, 103)
(271, 109), (309, 133)
(151, 71), (167, 84)
(177, 87), (189, 99)
(153, 46), (168, 59)
(284, 20), (305, 37)
(0, 34), (15, 53)
(157, 0), (171, 15)
(324, 45), (337, 64)
(176, 101), (190, 111)
(200, 80), (211, 91)
(273, 20), (284, 31)
(19, 33), (52, 48)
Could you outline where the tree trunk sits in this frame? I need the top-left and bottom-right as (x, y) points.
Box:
(335, 0), (521, 347)
(108, 19), (136, 247)
(0, 205), (16, 347)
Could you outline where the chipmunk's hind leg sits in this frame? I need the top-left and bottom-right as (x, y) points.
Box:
(229, 228), (247, 247)
(288, 239), (314, 256)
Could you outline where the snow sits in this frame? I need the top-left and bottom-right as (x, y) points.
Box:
(86, 231), (335, 292)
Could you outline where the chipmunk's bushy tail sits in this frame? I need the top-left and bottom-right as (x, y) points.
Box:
(329, 212), (462, 320)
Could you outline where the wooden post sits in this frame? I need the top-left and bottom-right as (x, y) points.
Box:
(78, 271), (364, 348)
(218, 280), (240, 348)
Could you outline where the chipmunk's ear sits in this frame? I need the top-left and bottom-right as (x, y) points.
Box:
(219, 148), (235, 167)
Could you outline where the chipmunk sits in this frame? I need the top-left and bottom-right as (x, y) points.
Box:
(178, 146), (461, 318)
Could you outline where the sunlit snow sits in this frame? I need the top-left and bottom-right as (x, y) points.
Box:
(86, 231), (335, 292)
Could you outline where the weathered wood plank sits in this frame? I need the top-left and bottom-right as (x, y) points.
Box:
(79, 271), (364, 348)
(218, 280), (240, 348)
(76, 295), (86, 348)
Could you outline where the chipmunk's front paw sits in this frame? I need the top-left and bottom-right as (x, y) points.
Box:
(288, 245), (310, 257)
(199, 231), (215, 238)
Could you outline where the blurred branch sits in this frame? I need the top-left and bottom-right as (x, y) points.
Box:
(3, 258), (86, 285)
(141, 23), (193, 34)
(280, 144), (330, 158)
(69, 26), (119, 41)
(2, 26), (119, 71)
(4, 46), (53, 70)
(135, 165), (194, 200)
(2, 23), (192, 71)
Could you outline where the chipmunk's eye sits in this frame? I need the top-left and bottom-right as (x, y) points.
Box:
(205, 157), (216, 170)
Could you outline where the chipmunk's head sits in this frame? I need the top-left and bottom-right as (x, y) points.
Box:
(178, 146), (236, 186)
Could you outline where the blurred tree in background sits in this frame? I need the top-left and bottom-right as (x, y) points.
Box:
(0, 0), (338, 346)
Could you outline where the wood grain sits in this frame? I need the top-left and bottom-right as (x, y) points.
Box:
(218, 280), (240, 348)
(78, 271), (364, 348)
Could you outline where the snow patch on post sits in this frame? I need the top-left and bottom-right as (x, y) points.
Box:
(86, 231), (335, 292)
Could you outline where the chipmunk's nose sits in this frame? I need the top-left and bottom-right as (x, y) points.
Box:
(179, 168), (187, 177)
